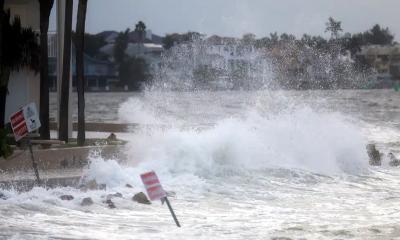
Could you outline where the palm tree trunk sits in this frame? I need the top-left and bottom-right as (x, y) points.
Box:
(76, 0), (87, 146)
(39, 0), (54, 140)
(0, 0), (5, 128)
(0, 68), (10, 129)
(58, 0), (73, 142)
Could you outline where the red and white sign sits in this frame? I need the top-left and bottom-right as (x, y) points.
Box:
(10, 110), (28, 141)
(9, 102), (41, 141)
(140, 171), (167, 201)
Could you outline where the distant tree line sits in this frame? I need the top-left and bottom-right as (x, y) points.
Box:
(71, 17), (397, 91)
(163, 17), (395, 63)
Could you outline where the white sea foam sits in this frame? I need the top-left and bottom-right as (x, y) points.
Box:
(120, 107), (368, 178)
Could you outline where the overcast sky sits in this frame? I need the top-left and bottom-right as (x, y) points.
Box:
(50, 0), (400, 40)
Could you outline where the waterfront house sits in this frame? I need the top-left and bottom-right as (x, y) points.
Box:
(98, 29), (164, 70)
(357, 44), (400, 81)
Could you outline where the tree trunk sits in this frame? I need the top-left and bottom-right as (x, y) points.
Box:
(0, 0), (4, 65)
(0, 1), (4, 128)
(39, 0), (54, 140)
(0, 68), (10, 129)
(76, 0), (87, 146)
(58, 0), (73, 142)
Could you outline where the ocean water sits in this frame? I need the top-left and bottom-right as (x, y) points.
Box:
(2, 89), (400, 239)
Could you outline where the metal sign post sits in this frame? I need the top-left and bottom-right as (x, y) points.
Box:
(27, 139), (41, 185)
(163, 196), (181, 227)
(141, 171), (181, 227)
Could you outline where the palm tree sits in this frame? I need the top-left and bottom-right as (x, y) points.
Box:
(58, 0), (73, 142)
(0, 9), (40, 128)
(325, 17), (343, 39)
(38, 0), (54, 140)
(75, 0), (88, 146)
(134, 21), (146, 43)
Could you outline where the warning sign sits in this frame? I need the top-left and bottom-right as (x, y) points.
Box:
(9, 102), (41, 141)
(140, 171), (167, 201)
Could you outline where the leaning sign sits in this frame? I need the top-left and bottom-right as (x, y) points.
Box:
(10, 102), (41, 141)
(141, 171), (167, 200)
(140, 171), (181, 227)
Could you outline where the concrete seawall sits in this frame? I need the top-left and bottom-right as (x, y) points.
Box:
(0, 145), (126, 191)
(0, 145), (126, 171)
(0, 145), (126, 172)
(49, 122), (139, 133)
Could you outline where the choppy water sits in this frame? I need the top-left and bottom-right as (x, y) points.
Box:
(2, 89), (400, 239)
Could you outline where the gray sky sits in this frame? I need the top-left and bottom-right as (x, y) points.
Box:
(50, 0), (400, 40)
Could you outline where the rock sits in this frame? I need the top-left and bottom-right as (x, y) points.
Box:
(367, 144), (382, 166)
(107, 133), (117, 141)
(132, 192), (151, 205)
(105, 199), (116, 209)
(388, 153), (400, 167)
(79, 179), (106, 191)
(86, 179), (99, 190)
(125, 184), (133, 188)
(0, 192), (7, 200)
(106, 192), (123, 200)
(81, 197), (94, 206)
(60, 195), (74, 201)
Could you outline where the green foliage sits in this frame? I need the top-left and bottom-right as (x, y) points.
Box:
(163, 32), (202, 49)
(325, 17), (343, 39)
(72, 32), (106, 57)
(113, 28), (129, 64)
(363, 24), (394, 45)
(0, 9), (40, 86)
(134, 20), (146, 42)
(118, 56), (150, 90)
(0, 128), (12, 159)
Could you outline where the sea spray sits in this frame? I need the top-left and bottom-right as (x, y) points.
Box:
(122, 107), (368, 178)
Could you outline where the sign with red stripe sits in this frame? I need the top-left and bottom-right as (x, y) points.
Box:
(10, 110), (28, 141)
(9, 102), (41, 142)
(140, 171), (167, 201)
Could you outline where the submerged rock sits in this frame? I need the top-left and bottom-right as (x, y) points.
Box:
(81, 197), (94, 206)
(367, 144), (382, 166)
(107, 133), (117, 141)
(0, 192), (7, 200)
(132, 192), (151, 205)
(79, 179), (106, 191)
(60, 195), (74, 201)
(106, 192), (123, 200)
(388, 153), (400, 167)
(105, 199), (116, 209)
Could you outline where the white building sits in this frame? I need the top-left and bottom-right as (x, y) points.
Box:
(4, 0), (41, 123)
(4, 0), (73, 137)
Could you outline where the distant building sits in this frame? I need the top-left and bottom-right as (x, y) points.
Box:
(48, 51), (117, 92)
(357, 44), (400, 81)
(47, 32), (117, 91)
(98, 29), (164, 70)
